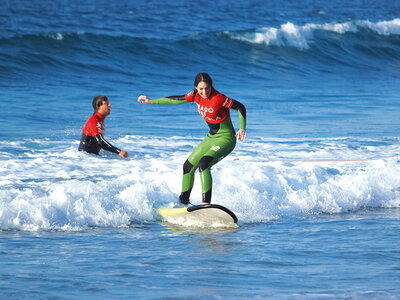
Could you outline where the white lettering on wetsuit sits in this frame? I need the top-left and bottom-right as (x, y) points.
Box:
(197, 104), (214, 114)
(185, 89), (234, 124)
(97, 122), (105, 135)
(197, 104), (222, 122)
(210, 145), (221, 152)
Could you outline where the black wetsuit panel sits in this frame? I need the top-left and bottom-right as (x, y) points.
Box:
(79, 133), (121, 155)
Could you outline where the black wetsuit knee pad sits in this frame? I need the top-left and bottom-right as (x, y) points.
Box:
(183, 160), (193, 174)
(198, 156), (214, 172)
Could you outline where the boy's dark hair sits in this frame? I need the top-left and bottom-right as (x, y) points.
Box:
(92, 95), (108, 112)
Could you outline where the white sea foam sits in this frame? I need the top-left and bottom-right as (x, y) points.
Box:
(0, 136), (399, 231)
(228, 19), (400, 49)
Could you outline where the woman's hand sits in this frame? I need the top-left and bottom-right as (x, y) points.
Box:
(137, 95), (152, 104)
(236, 129), (247, 141)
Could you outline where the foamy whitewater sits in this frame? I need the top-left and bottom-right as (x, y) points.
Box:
(1, 136), (400, 231)
(1, 0), (400, 298)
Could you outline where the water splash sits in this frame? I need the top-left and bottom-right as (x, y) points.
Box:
(1, 136), (399, 231)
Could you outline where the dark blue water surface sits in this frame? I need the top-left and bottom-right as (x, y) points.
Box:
(1, 0), (400, 140)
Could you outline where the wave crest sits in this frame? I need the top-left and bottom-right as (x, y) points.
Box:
(227, 18), (400, 50)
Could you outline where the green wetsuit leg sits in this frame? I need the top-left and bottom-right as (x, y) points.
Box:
(180, 118), (236, 204)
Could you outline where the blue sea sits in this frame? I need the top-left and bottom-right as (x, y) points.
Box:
(1, 0), (400, 298)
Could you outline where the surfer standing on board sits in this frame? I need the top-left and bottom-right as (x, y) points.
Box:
(79, 95), (128, 158)
(138, 73), (246, 205)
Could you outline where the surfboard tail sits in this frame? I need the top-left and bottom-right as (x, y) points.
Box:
(187, 204), (238, 223)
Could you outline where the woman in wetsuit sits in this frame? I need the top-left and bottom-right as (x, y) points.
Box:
(138, 73), (246, 205)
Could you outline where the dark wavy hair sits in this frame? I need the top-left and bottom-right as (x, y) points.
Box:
(92, 95), (108, 112)
(194, 73), (213, 88)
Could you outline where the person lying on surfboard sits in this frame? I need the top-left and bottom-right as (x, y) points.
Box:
(138, 73), (246, 205)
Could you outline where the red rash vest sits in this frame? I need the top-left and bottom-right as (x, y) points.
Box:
(82, 112), (105, 136)
(185, 88), (233, 124)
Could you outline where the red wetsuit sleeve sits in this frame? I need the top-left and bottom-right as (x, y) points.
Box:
(185, 90), (196, 102)
(220, 94), (234, 109)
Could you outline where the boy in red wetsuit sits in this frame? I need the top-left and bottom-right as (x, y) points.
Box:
(79, 95), (128, 158)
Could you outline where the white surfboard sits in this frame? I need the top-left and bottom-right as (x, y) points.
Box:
(158, 204), (238, 228)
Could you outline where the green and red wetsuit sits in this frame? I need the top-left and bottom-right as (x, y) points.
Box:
(78, 112), (122, 155)
(152, 88), (246, 204)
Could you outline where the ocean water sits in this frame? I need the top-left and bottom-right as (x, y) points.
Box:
(1, 0), (400, 298)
